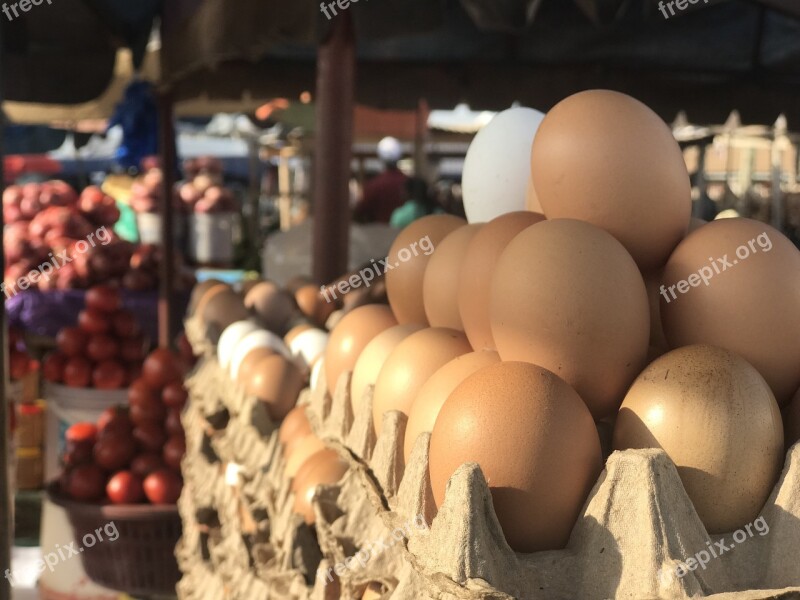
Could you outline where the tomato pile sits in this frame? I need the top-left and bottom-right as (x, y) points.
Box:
(43, 285), (147, 389)
(9, 326), (37, 381)
(59, 347), (188, 505)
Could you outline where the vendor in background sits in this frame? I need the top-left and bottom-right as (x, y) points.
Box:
(353, 137), (408, 223)
(390, 177), (442, 228)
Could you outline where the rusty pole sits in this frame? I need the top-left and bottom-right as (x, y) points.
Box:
(312, 12), (355, 285)
(157, 91), (178, 348)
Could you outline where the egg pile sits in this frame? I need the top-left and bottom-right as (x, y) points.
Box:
(316, 89), (799, 552)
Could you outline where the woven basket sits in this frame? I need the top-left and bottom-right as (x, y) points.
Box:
(47, 483), (182, 597)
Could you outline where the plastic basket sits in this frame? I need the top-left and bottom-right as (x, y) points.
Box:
(47, 483), (182, 597)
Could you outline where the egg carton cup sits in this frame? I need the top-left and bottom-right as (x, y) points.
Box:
(297, 368), (800, 600)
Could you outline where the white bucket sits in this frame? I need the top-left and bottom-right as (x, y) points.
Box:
(39, 384), (127, 600)
(43, 384), (128, 485)
(187, 212), (239, 265)
(136, 212), (185, 245)
(38, 497), (120, 600)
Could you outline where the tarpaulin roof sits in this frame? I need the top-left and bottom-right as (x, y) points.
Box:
(4, 0), (800, 122)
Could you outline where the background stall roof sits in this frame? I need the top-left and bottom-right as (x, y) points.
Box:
(3, 0), (800, 122)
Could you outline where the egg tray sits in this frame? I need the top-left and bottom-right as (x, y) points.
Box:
(177, 340), (349, 599)
(299, 363), (800, 600)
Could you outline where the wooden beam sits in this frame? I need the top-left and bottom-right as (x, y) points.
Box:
(157, 91), (179, 348)
(312, 14), (355, 284)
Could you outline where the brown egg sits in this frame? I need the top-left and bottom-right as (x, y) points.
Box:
(244, 281), (296, 335)
(525, 177), (543, 213)
(295, 284), (336, 327)
(240, 278), (264, 297)
(292, 449), (349, 524)
(201, 289), (249, 344)
(285, 435), (326, 477)
(385, 215), (466, 324)
(404, 350), (499, 463)
(613, 345), (783, 534)
(324, 305), (397, 394)
(236, 347), (277, 386)
(531, 90), (691, 270)
(361, 583), (384, 600)
(689, 217), (707, 233)
(490, 219), (649, 419)
(422, 224), (483, 330)
(372, 327), (472, 436)
(350, 324), (424, 411)
(291, 448), (337, 492)
(285, 275), (315, 296)
(661, 218), (800, 405)
(284, 323), (315, 347)
(193, 283), (229, 320)
(459, 211), (546, 351)
(189, 279), (226, 316)
(279, 405), (311, 448)
(429, 362), (602, 553)
(643, 269), (669, 353)
(245, 355), (305, 421)
(783, 387), (800, 451)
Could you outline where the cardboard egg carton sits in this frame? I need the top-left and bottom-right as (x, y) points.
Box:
(301, 367), (800, 600)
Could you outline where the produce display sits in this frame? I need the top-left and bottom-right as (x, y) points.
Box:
(42, 285), (147, 389)
(2, 180), (181, 291)
(176, 89), (800, 600)
(8, 326), (37, 382)
(57, 347), (187, 505)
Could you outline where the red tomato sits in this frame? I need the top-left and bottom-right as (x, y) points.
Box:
(78, 309), (110, 335)
(133, 423), (167, 453)
(164, 408), (183, 437)
(162, 435), (186, 470)
(111, 310), (141, 338)
(97, 406), (132, 437)
(86, 285), (121, 314)
(119, 336), (146, 362)
(92, 360), (126, 390)
(125, 363), (143, 386)
(42, 352), (67, 383)
(63, 356), (92, 388)
(56, 327), (88, 357)
(128, 378), (158, 406)
(106, 471), (144, 504)
(162, 382), (188, 409)
(62, 443), (93, 468)
(143, 469), (182, 505)
(66, 422), (97, 446)
(131, 453), (165, 479)
(142, 348), (184, 390)
(67, 464), (107, 502)
(130, 398), (166, 427)
(86, 334), (119, 362)
(9, 350), (29, 380)
(93, 434), (136, 471)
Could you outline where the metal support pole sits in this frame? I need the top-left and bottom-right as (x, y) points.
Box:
(312, 12), (355, 284)
(157, 92), (178, 348)
(0, 21), (11, 596)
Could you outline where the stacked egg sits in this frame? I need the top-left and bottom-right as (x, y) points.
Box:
(191, 276), (359, 523)
(322, 90), (797, 552)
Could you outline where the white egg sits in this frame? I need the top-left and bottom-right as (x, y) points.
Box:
(462, 107), (545, 224)
(290, 329), (329, 371)
(217, 320), (260, 370)
(229, 330), (290, 380)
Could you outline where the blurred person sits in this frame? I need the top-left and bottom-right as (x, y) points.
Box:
(353, 137), (408, 223)
(390, 177), (442, 228)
